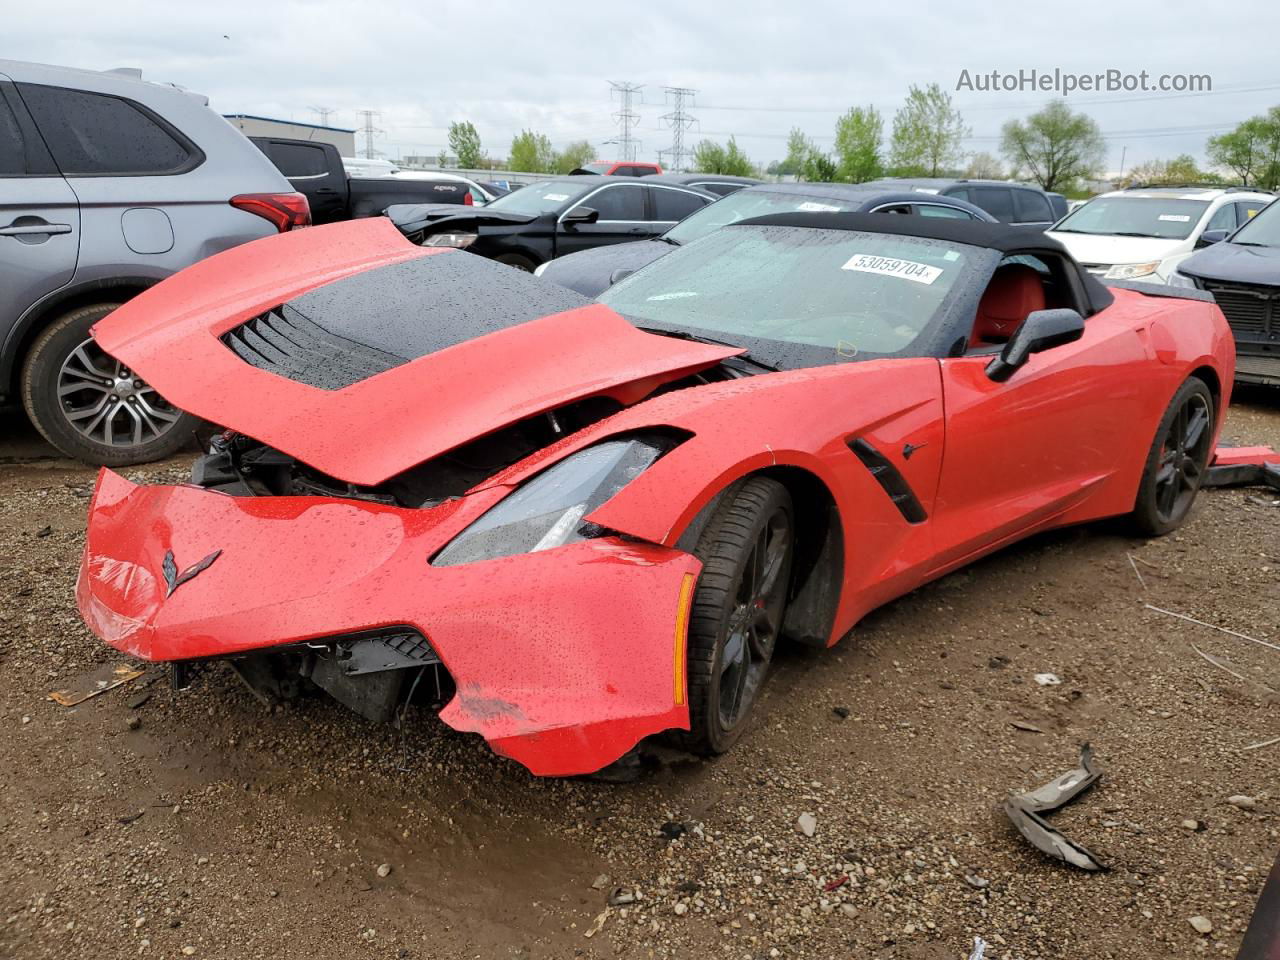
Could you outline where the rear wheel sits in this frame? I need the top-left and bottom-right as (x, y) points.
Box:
(679, 477), (794, 756)
(20, 303), (198, 466)
(1131, 377), (1214, 536)
(493, 253), (537, 272)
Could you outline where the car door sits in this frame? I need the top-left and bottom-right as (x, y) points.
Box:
(0, 79), (80, 339)
(1011, 189), (1055, 228)
(929, 254), (1149, 574)
(554, 182), (649, 256)
(254, 139), (344, 224)
(648, 185), (711, 237)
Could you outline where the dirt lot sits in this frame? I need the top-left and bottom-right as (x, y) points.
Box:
(1, 390), (1277, 960)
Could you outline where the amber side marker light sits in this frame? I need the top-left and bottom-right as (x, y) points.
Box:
(673, 572), (696, 705)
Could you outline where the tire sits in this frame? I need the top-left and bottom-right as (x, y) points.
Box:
(20, 303), (198, 467)
(1131, 376), (1215, 536)
(493, 253), (537, 272)
(678, 477), (795, 756)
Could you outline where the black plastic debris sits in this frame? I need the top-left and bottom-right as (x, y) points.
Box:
(1003, 743), (1106, 871)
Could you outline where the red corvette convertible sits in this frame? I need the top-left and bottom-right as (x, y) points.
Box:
(77, 214), (1233, 775)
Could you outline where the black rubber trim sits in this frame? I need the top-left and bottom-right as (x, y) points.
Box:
(847, 437), (928, 523)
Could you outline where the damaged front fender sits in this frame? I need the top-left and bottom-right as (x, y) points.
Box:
(76, 470), (699, 776)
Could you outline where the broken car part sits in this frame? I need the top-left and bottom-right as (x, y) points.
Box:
(1203, 444), (1280, 492)
(77, 216), (1236, 775)
(1003, 744), (1107, 871)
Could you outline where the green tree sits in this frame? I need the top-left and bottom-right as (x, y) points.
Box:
(777, 127), (814, 178)
(1207, 111), (1280, 188)
(964, 151), (1004, 180)
(692, 139), (726, 173)
(999, 100), (1104, 192)
(889, 83), (968, 176)
(509, 129), (555, 173)
(554, 140), (596, 174)
(1124, 154), (1221, 187)
(693, 137), (754, 176)
(802, 148), (837, 182)
(833, 106), (883, 182)
(448, 121), (483, 169)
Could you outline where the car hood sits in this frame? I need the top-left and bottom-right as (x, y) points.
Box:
(92, 219), (740, 486)
(1045, 231), (1184, 266)
(385, 203), (537, 235)
(1180, 240), (1280, 284)
(538, 239), (672, 297)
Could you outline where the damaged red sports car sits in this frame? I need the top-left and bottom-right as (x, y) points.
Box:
(76, 214), (1234, 776)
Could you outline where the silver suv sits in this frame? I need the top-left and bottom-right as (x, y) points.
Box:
(0, 59), (309, 465)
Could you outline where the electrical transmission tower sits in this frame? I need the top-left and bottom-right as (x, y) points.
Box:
(309, 105), (336, 126)
(660, 87), (697, 173)
(356, 110), (383, 159)
(608, 81), (643, 162)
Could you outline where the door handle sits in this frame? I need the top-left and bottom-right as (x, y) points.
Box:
(0, 221), (72, 237)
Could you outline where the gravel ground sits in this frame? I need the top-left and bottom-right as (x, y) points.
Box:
(1, 388), (1277, 960)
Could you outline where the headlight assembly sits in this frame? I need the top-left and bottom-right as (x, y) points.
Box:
(432, 436), (679, 567)
(1105, 261), (1161, 280)
(425, 232), (478, 249)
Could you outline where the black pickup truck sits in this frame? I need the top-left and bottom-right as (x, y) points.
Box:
(249, 137), (471, 225)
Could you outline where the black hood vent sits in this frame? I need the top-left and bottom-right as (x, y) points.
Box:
(221, 304), (405, 391)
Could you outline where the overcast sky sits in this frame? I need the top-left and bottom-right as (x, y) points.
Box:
(9, 0), (1280, 174)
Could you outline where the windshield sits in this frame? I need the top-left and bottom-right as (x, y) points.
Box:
(664, 189), (861, 246)
(600, 224), (983, 369)
(578, 162), (613, 175)
(1052, 197), (1209, 240)
(484, 179), (597, 215)
(1226, 198), (1280, 246)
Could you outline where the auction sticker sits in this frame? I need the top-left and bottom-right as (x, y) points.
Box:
(842, 254), (942, 285)
(797, 201), (841, 212)
(1158, 214), (1191, 222)
(544, 193), (570, 202)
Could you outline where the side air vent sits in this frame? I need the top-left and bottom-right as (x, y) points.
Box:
(221, 304), (406, 390)
(847, 437), (928, 523)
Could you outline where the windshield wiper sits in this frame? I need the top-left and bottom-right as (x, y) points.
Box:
(1108, 231), (1164, 239)
(637, 326), (779, 371)
(1231, 240), (1271, 247)
(654, 235), (681, 246)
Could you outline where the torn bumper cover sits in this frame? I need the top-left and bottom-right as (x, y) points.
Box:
(75, 469), (697, 776)
(1003, 744), (1106, 872)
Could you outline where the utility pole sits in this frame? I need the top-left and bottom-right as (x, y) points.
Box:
(660, 87), (697, 173)
(309, 105), (336, 126)
(356, 109), (383, 159)
(609, 81), (643, 162)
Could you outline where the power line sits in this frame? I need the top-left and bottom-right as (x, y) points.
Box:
(309, 105), (337, 126)
(660, 87), (698, 173)
(356, 109), (383, 159)
(608, 81), (643, 162)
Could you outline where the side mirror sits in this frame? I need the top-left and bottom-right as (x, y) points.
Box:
(561, 206), (599, 228)
(1197, 228), (1229, 248)
(608, 267), (635, 286)
(985, 308), (1085, 382)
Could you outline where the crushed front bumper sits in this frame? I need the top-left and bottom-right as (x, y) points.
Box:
(76, 469), (698, 776)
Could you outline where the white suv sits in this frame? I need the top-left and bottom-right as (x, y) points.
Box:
(1046, 185), (1273, 284)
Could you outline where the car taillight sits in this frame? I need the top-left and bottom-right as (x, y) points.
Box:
(229, 192), (312, 232)
(463, 192), (474, 205)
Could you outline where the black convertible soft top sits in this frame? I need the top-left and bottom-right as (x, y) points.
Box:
(740, 211), (1114, 315)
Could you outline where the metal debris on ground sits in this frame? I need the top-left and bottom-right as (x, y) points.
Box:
(967, 936), (988, 960)
(1034, 673), (1061, 686)
(1003, 743), (1106, 871)
(1145, 604), (1280, 655)
(48, 663), (146, 707)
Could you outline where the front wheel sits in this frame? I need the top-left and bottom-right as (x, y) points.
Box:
(20, 303), (198, 466)
(1131, 376), (1214, 536)
(679, 477), (794, 756)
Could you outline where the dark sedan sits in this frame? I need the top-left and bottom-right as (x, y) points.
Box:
(1173, 197), (1280, 386)
(386, 175), (716, 271)
(534, 182), (996, 297)
(642, 172), (762, 196)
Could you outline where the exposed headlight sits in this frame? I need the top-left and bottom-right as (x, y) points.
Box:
(425, 232), (477, 249)
(533, 261), (549, 277)
(1105, 261), (1161, 280)
(432, 436), (678, 567)
(1167, 269), (1198, 289)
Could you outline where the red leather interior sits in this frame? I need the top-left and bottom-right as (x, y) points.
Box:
(971, 265), (1046, 347)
